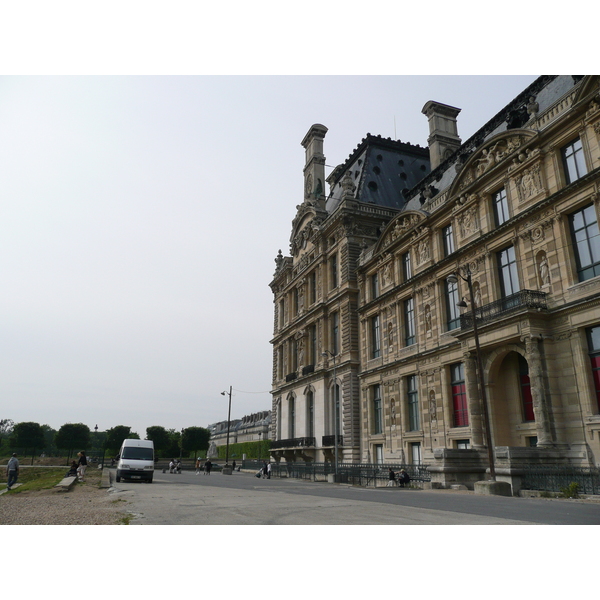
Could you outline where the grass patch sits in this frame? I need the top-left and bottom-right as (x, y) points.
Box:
(2, 467), (66, 493)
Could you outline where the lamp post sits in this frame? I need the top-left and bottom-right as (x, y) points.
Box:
(447, 270), (496, 481)
(322, 350), (339, 477)
(257, 431), (262, 460)
(180, 428), (185, 461)
(221, 386), (232, 466)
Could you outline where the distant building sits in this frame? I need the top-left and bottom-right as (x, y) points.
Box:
(208, 410), (271, 453)
(270, 76), (600, 489)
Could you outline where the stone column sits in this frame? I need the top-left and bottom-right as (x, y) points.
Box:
(523, 335), (554, 447)
(464, 351), (485, 447)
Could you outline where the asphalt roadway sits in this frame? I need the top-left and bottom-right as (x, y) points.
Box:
(106, 468), (600, 525)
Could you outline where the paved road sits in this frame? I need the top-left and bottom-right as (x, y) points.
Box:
(106, 469), (600, 525)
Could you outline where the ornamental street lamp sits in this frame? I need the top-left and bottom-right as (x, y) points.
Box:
(221, 386), (233, 466)
(322, 350), (339, 477)
(447, 270), (496, 481)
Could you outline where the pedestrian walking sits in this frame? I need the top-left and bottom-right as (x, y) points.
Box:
(77, 451), (88, 482)
(6, 453), (19, 491)
(386, 467), (396, 487)
(262, 460), (268, 479)
(195, 457), (201, 475)
(204, 459), (212, 475)
(267, 462), (272, 479)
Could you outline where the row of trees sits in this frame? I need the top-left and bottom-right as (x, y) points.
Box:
(0, 419), (210, 461)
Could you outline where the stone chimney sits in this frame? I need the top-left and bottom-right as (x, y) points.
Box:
(421, 101), (462, 169)
(301, 124), (328, 207)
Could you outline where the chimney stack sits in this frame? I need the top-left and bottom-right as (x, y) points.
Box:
(301, 124), (328, 207)
(421, 101), (462, 169)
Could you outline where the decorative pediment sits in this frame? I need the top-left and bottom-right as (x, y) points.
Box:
(450, 130), (538, 196)
(289, 208), (324, 257)
(573, 75), (600, 106)
(377, 211), (427, 252)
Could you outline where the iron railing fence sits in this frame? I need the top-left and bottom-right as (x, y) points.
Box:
(460, 289), (547, 329)
(270, 437), (316, 450)
(262, 462), (431, 486)
(519, 465), (600, 495)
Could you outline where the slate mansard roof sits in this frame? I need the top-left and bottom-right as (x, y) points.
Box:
(325, 134), (431, 214)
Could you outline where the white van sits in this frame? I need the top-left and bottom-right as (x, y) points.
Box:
(116, 439), (155, 483)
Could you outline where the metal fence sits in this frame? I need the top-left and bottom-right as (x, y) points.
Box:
(252, 462), (431, 487)
(519, 465), (600, 495)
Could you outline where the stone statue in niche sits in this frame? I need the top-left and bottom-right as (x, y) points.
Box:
(473, 282), (481, 308)
(382, 262), (392, 287)
(539, 253), (550, 287)
(429, 391), (437, 430)
(390, 398), (397, 426)
(424, 304), (432, 337)
(388, 322), (394, 348)
(418, 238), (430, 264)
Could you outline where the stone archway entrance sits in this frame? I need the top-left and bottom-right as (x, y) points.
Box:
(488, 350), (535, 447)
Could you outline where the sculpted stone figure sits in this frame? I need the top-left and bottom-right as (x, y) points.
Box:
(539, 254), (550, 286)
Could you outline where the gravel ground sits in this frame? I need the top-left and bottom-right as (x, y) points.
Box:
(0, 468), (129, 525)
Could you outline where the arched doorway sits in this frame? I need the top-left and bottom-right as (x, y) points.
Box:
(487, 348), (535, 447)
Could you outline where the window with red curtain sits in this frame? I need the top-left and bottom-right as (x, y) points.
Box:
(519, 354), (535, 422)
(587, 326), (600, 413)
(450, 363), (469, 427)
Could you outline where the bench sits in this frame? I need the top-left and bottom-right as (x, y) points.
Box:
(55, 476), (78, 491)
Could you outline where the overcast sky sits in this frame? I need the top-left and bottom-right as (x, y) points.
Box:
(0, 74), (539, 437)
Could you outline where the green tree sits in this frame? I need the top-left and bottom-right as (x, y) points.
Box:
(105, 426), (139, 455)
(165, 429), (182, 458)
(0, 419), (15, 455)
(54, 423), (91, 460)
(146, 426), (171, 457)
(41, 424), (58, 456)
(182, 427), (210, 459)
(10, 421), (46, 463)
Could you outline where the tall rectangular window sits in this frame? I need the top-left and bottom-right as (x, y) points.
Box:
(445, 278), (460, 331)
(372, 384), (383, 434)
(411, 442), (422, 465)
(450, 363), (469, 427)
(310, 271), (317, 304)
(407, 375), (420, 431)
(279, 299), (286, 326)
(570, 204), (600, 282)
(493, 188), (509, 226)
(498, 245), (520, 299)
(587, 325), (600, 413)
(371, 272), (379, 300)
(288, 397), (295, 439)
(290, 337), (298, 372)
(442, 224), (455, 256)
(306, 391), (315, 438)
(519, 354), (535, 422)
(371, 314), (381, 359)
(329, 255), (338, 289)
(331, 312), (339, 356)
(562, 138), (587, 184)
(402, 251), (412, 281)
(309, 324), (317, 365)
(404, 297), (415, 346)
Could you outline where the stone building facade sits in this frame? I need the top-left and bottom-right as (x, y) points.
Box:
(207, 410), (271, 453)
(270, 76), (600, 486)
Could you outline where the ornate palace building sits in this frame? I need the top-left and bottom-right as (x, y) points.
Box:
(270, 76), (600, 488)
